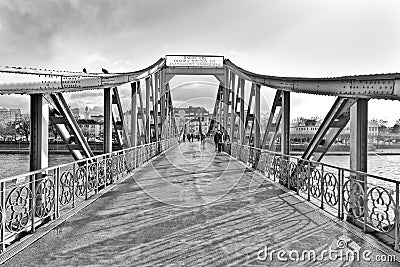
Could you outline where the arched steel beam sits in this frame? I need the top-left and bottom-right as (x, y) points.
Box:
(224, 59), (400, 100)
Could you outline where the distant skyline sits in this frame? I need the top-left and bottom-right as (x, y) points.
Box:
(1, 0), (400, 124)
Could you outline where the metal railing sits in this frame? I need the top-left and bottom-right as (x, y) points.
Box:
(227, 142), (400, 251)
(0, 138), (177, 253)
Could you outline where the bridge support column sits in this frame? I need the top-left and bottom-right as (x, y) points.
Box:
(154, 73), (159, 142)
(240, 80), (245, 144)
(30, 94), (48, 171)
(223, 68), (229, 141)
(145, 77), (151, 143)
(131, 82), (138, 147)
(281, 91), (290, 155)
(349, 99), (368, 225)
(254, 84), (261, 149)
(350, 99), (368, 173)
(104, 87), (113, 153)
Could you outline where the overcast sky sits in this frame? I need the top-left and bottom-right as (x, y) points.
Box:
(1, 0), (400, 124)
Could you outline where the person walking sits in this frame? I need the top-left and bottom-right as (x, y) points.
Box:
(201, 133), (206, 148)
(214, 131), (220, 151)
(190, 133), (194, 142)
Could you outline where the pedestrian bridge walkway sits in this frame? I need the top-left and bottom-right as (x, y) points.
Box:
(4, 141), (399, 266)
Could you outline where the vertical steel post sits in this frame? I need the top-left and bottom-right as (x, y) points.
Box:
(281, 91), (290, 155)
(30, 94), (49, 171)
(131, 82), (138, 147)
(230, 73), (236, 142)
(240, 80), (245, 144)
(30, 94), (48, 232)
(223, 67), (229, 141)
(395, 183), (399, 250)
(350, 99), (368, 173)
(145, 77), (151, 143)
(349, 99), (368, 219)
(104, 88), (113, 153)
(160, 71), (166, 139)
(153, 73), (159, 143)
(254, 84), (261, 149)
(1, 181), (5, 252)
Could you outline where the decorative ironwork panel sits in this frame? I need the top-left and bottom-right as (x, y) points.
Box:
(59, 171), (74, 206)
(35, 177), (55, 218)
(309, 168), (322, 198)
(367, 186), (395, 232)
(323, 172), (339, 207)
(75, 166), (87, 199)
(343, 178), (365, 218)
(5, 186), (32, 232)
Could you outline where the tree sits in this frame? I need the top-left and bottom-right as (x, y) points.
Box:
(49, 121), (59, 140)
(15, 118), (30, 141)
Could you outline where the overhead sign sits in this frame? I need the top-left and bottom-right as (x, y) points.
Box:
(166, 55), (224, 68)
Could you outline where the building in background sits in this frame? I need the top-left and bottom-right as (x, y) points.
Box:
(70, 107), (80, 119)
(0, 107), (21, 125)
(77, 119), (103, 140)
(173, 106), (210, 137)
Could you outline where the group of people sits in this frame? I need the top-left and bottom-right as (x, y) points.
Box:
(179, 131), (222, 151)
(213, 130), (223, 151)
(182, 133), (195, 142)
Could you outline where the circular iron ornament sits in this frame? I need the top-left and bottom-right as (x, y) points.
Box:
(323, 172), (339, 207)
(59, 171), (74, 205)
(75, 166), (87, 199)
(88, 163), (97, 192)
(106, 158), (113, 184)
(5, 186), (32, 232)
(289, 162), (297, 188)
(98, 160), (106, 187)
(343, 178), (365, 218)
(257, 153), (267, 173)
(310, 168), (322, 198)
(35, 177), (55, 218)
(297, 165), (308, 193)
(367, 186), (395, 232)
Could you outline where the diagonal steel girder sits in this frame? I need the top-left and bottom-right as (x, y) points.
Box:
(302, 97), (358, 162)
(112, 87), (131, 148)
(49, 93), (94, 160)
(261, 90), (283, 150)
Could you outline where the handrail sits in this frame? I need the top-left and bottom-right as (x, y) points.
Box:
(227, 142), (400, 251)
(1, 140), (169, 183)
(0, 138), (178, 254)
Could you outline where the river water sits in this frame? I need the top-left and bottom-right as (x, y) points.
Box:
(1, 152), (400, 181)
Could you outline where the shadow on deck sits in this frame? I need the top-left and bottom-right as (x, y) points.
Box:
(4, 141), (399, 266)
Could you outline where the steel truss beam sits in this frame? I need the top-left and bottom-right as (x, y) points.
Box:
(208, 84), (223, 134)
(137, 81), (147, 144)
(261, 90), (282, 150)
(0, 58), (165, 94)
(49, 93), (94, 160)
(224, 59), (400, 100)
(112, 87), (130, 148)
(302, 97), (357, 161)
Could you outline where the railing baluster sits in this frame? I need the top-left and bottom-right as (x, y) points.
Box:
(31, 174), (36, 233)
(72, 164), (76, 208)
(321, 165), (324, 209)
(307, 165), (311, 202)
(55, 167), (60, 219)
(340, 169), (345, 220)
(363, 174), (368, 233)
(337, 168), (341, 220)
(395, 183), (399, 251)
(85, 160), (89, 200)
(1, 181), (5, 252)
